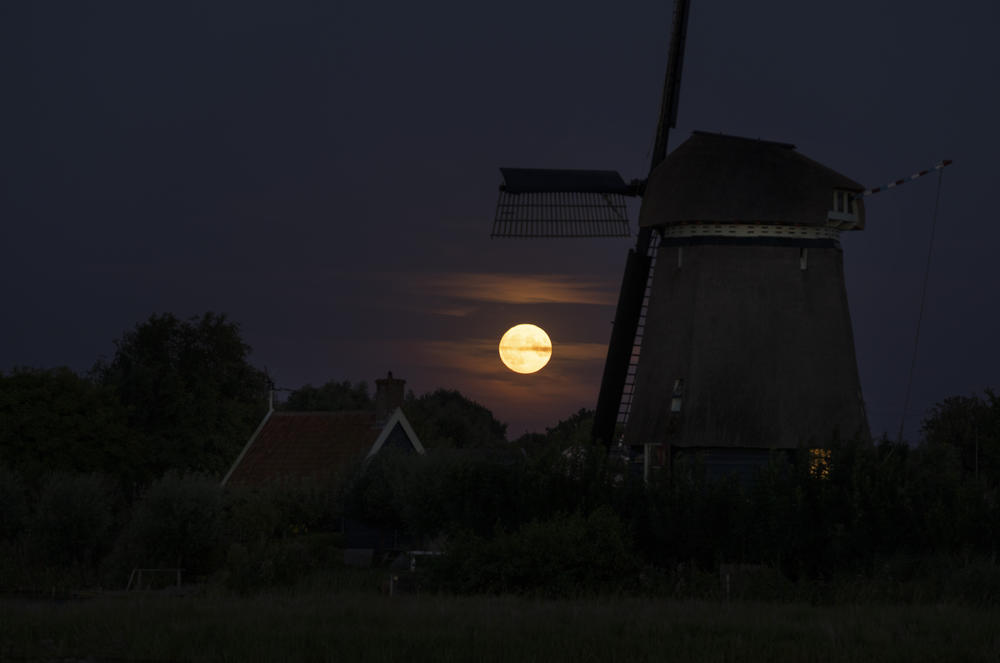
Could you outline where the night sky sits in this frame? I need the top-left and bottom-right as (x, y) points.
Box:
(2, 0), (997, 439)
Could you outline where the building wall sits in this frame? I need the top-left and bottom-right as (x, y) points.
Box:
(626, 239), (868, 449)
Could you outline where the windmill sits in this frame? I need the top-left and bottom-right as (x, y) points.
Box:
(492, 0), (872, 477)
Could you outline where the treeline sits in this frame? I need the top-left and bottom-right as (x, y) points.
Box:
(0, 312), (509, 592)
(2, 400), (999, 600)
(0, 410), (1000, 604)
(2, 312), (999, 601)
(0, 466), (351, 591)
(0, 313), (270, 488)
(0, 313), (508, 491)
(345, 408), (1000, 601)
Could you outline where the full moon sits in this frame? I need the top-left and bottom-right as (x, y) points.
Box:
(498, 324), (552, 374)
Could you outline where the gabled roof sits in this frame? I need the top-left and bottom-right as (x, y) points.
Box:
(367, 408), (426, 459)
(221, 407), (423, 487)
(639, 131), (866, 229)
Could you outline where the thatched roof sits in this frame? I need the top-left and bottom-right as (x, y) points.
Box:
(639, 132), (866, 229)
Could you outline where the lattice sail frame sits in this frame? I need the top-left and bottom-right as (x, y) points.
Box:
(491, 167), (636, 238)
(492, 190), (631, 238)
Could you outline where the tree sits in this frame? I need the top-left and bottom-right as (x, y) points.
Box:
(922, 389), (1000, 486)
(282, 380), (371, 411)
(93, 312), (270, 480)
(110, 472), (224, 576)
(0, 367), (134, 482)
(29, 472), (114, 570)
(515, 408), (595, 455)
(404, 389), (507, 449)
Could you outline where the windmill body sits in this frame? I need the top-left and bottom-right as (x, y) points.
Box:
(625, 131), (870, 472)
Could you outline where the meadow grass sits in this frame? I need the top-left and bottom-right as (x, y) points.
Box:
(2, 585), (999, 663)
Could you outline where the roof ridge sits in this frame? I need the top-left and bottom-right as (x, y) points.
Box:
(272, 409), (374, 416)
(690, 130), (796, 150)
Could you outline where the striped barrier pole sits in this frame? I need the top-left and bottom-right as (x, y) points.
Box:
(855, 160), (952, 199)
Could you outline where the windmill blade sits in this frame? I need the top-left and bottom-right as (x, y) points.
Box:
(649, 0), (692, 172)
(593, 0), (692, 447)
(492, 168), (637, 238)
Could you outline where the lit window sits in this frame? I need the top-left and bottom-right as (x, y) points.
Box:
(809, 448), (831, 479)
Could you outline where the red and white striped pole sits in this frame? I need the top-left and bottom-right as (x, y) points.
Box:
(854, 160), (952, 199)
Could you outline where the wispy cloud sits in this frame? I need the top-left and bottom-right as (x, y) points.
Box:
(416, 338), (606, 375)
(412, 273), (616, 306)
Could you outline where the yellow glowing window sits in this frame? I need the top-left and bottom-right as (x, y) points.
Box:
(809, 448), (831, 479)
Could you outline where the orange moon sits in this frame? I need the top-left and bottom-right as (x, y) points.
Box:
(498, 324), (552, 374)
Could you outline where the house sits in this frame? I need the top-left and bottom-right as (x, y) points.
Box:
(221, 372), (425, 488)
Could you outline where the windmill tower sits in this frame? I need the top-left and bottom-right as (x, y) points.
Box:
(492, 0), (870, 475)
(627, 132), (869, 476)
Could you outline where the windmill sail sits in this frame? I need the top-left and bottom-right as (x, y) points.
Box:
(592, 0), (692, 447)
(492, 168), (635, 238)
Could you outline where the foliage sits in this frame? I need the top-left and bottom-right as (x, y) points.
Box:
(0, 367), (133, 483)
(345, 448), (529, 539)
(108, 472), (224, 579)
(404, 388), (507, 448)
(429, 507), (639, 597)
(922, 388), (1000, 487)
(0, 466), (28, 542)
(282, 380), (372, 412)
(516, 408), (595, 454)
(92, 312), (270, 480)
(27, 473), (114, 570)
(220, 479), (343, 591)
(223, 478), (341, 547)
(7, 385), (1000, 601)
(222, 538), (321, 593)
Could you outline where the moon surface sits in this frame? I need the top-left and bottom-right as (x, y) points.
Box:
(499, 324), (552, 374)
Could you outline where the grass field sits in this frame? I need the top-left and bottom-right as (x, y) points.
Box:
(2, 587), (999, 662)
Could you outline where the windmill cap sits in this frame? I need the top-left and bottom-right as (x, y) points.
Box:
(639, 131), (866, 230)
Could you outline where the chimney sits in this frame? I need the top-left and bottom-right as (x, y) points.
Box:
(374, 371), (405, 427)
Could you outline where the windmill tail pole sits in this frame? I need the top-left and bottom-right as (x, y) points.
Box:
(854, 160), (952, 199)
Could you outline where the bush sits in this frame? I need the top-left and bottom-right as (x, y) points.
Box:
(223, 478), (341, 546)
(28, 473), (114, 570)
(0, 466), (28, 542)
(222, 538), (322, 593)
(431, 507), (638, 597)
(108, 472), (223, 582)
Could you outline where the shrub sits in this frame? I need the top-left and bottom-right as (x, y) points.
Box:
(28, 472), (114, 569)
(223, 477), (341, 546)
(0, 466), (28, 542)
(109, 472), (223, 581)
(431, 506), (639, 597)
(221, 538), (319, 593)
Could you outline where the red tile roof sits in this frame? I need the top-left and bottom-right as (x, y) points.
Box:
(224, 411), (378, 486)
